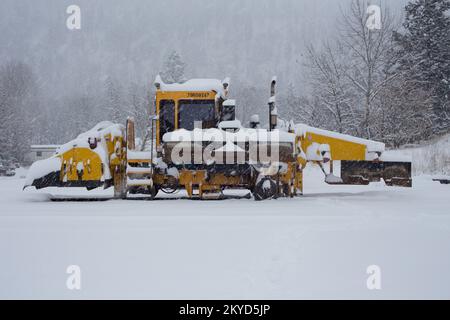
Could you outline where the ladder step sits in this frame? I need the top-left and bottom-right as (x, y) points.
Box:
(127, 178), (153, 187)
(127, 167), (152, 175)
(127, 159), (152, 164)
(127, 150), (152, 160)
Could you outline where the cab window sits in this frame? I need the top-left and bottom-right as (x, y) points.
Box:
(159, 100), (175, 137)
(178, 100), (216, 130)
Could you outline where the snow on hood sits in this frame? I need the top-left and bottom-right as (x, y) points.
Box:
(76, 121), (123, 142)
(163, 128), (296, 144)
(56, 121), (124, 154)
(24, 156), (61, 187)
(294, 124), (385, 153)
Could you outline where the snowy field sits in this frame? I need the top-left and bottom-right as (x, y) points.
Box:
(0, 166), (449, 300)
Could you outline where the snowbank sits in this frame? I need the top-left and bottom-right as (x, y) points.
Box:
(385, 134), (450, 176)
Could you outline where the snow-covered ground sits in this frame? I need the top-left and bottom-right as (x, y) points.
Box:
(0, 165), (449, 299)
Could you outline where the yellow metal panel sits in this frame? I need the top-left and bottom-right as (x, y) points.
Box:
(60, 148), (103, 182)
(301, 132), (367, 161)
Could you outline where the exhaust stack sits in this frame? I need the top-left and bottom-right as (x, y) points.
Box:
(269, 76), (277, 131)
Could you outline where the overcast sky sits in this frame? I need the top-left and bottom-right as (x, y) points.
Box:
(0, 0), (408, 100)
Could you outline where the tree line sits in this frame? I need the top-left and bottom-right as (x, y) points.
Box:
(0, 51), (186, 164)
(0, 0), (449, 165)
(282, 0), (450, 147)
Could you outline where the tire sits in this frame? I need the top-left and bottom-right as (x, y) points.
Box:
(253, 177), (277, 201)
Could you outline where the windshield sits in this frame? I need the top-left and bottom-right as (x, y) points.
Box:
(178, 100), (216, 130)
(159, 100), (175, 137)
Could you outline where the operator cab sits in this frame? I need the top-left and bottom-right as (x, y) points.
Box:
(154, 76), (231, 146)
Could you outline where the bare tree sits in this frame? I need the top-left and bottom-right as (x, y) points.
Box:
(339, 0), (399, 139)
(305, 41), (357, 134)
(279, 83), (312, 125)
(127, 82), (154, 150)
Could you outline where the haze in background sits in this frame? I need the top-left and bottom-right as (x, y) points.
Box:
(0, 0), (406, 98)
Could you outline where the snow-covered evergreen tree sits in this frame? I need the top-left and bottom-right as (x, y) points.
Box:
(376, 73), (434, 147)
(160, 51), (187, 84)
(394, 0), (450, 135)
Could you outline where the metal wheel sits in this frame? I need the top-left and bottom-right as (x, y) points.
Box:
(253, 177), (277, 201)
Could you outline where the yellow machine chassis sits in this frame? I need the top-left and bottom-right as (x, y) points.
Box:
(25, 78), (412, 200)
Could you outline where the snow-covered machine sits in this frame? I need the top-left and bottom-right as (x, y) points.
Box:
(24, 76), (412, 200)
